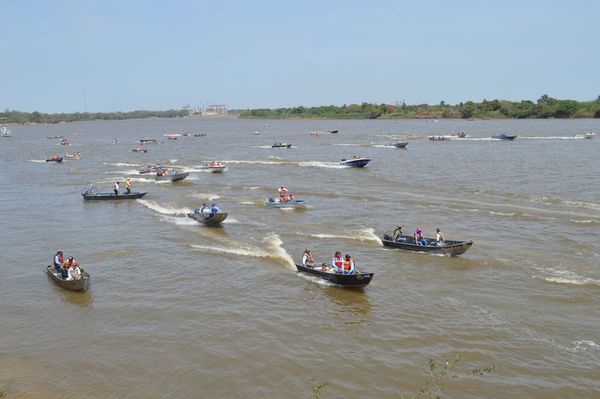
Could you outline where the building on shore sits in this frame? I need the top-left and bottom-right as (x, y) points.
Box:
(183, 104), (228, 117)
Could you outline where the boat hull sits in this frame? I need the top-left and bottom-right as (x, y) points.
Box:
(295, 264), (373, 288)
(492, 135), (517, 140)
(82, 192), (147, 200)
(46, 158), (63, 163)
(393, 142), (408, 148)
(265, 198), (307, 208)
(187, 212), (228, 226)
(382, 234), (473, 256)
(46, 265), (90, 292)
(155, 172), (189, 182)
(340, 158), (371, 167)
(272, 144), (292, 148)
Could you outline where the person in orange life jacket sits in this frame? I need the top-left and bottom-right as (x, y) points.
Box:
(53, 250), (64, 273)
(342, 254), (355, 274)
(332, 251), (343, 272)
(62, 256), (79, 278)
(414, 228), (427, 246)
(302, 249), (315, 268)
(278, 185), (288, 201)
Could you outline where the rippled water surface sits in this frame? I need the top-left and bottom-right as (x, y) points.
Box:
(1, 118), (599, 398)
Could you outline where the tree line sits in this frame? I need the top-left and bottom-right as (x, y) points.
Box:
(0, 109), (188, 124)
(239, 95), (600, 119)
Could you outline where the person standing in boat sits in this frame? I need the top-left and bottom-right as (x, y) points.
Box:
(210, 203), (221, 214)
(435, 228), (444, 246)
(332, 251), (343, 272)
(125, 178), (132, 194)
(342, 254), (355, 274)
(53, 250), (64, 273)
(302, 249), (315, 268)
(113, 182), (119, 196)
(278, 185), (288, 201)
(393, 226), (407, 242)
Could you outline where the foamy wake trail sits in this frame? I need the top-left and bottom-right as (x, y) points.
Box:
(570, 219), (600, 225)
(129, 177), (170, 184)
(533, 267), (600, 287)
(192, 193), (221, 201)
(297, 228), (383, 245)
(189, 233), (295, 269)
(297, 161), (345, 169)
(29, 159), (46, 163)
(335, 143), (362, 147)
(103, 162), (140, 167)
(137, 199), (192, 216)
(372, 144), (395, 148)
(160, 215), (197, 225)
(105, 169), (139, 175)
(296, 273), (335, 286)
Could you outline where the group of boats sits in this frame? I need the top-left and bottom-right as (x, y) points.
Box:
(1, 126), (13, 137)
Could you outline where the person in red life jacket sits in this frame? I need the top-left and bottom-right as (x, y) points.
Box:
(342, 254), (355, 274)
(62, 256), (79, 279)
(302, 249), (315, 268)
(278, 185), (288, 202)
(64, 256), (81, 280)
(414, 228), (427, 246)
(53, 249), (64, 273)
(332, 251), (343, 272)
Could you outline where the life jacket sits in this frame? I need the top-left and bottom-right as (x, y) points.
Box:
(304, 253), (313, 265)
(343, 259), (352, 272)
(333, 256), (343, 268)
(54, 254), (63, 266)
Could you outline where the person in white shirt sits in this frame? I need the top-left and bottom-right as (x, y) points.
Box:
(435, 228), (445, 246)
(302, 249), (315, 268)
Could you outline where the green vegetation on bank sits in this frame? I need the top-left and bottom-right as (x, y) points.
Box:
(240, 95), (600, 119)
(0, 109), (188, 124)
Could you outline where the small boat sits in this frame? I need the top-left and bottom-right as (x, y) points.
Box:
(492, 134), (518, 140)
(1, 127), (12, 137)
(573, 132), (597, 139)
(64, 152), (81, 160)
(47, 135), (64, 140)
(265, 198), (308, 208)
(60, 138), (70, 146)
(82, 191), (147, 200)
(166, 135), (178, 140)
(392, 141), (408, 148)
(251, 131), (261, 135)
(46, 265), (90, 292)
(139, 164), (163, 174)
(454, 132), (470, 138)
(295, 264), (373, 288)
(46, 156), (63, 163)
(131, 147), (147, 153)
(111, 138), (119, 144)
(429, 135), (452, 141)
(194, 133), (207, 137)
(340, 157), (371, 167)
(199, 161), (227, 173)
(187, 212), (228, 226)
(329, 129), (339, 134)
(381, 234), (473, 256)
(139, 138), (157, 144)
(155, 170), (189, 182)
(272, 142), (292, 148)
(309, 131), (321, 137)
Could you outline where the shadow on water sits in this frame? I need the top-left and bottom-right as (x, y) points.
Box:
(321, 286), (372, 316)
(46, 274), (94, 308)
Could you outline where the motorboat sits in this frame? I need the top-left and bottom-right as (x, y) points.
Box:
(46, 265), (90, 292)
(155, 170), (189, 182)
(272, 142), (292, 148)
(573, 132), (597, 139)
(187, 212), (228, 226)
(198, 161), (227, 173)
(492, 134), (518, 140)
(392, 141), (408, 148)
(139, 138), (157, 144)
(132, 147), (147, 153)
(381, 234), (473, 256)
(46, 155), (63, 163)
(295, 264), (373, 288)
(1, 127), (12, 137)
(340, 157), (371, 167)
(64, 152), (81, 160)
(139, 164), (163, 174)
(265, 198), (307, 208)
(429, 135), (452, 141)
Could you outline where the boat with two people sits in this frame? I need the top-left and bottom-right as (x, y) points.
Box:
(429, 135), (452, 141)
(139, 138), (158, 144)
(492, 133), (518, 141)
(392, 141), (408, 148)
(64, 152), (81, 160)
(272, 142), (292, 148)
(60, 138), (70, 146)
(295, 250), (373, 288)
(46, 154), (63, 163)
(340, 156), (371, 167)
(266, 185), (308, 208)
(155, 169), (189, 182)
(131, 147), (147, 153)
(139, 164), (163, 174)
(46, 250), (90, 292)
(194, 133), (207, 137)
(382, 226), (473, 256)
(81, 182), (147, 200)
(198, 161), (227, 173)
(187, 203), (228, 226)
(573, 132), (597, 139)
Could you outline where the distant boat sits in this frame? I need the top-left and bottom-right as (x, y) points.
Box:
(295, 264), (373, 288)
(265, 198), (308, 208)
(392, 141), (408, 148)
(139, 164), (163, 174)
(194, 133), (207, 137)
(64, 152), (81, 160)
(1, 126), (12, 137)
(251, 131), (261, 135)
(46, 155), (63, 163)
(454, 132), (470, 138)
(131, 147), (147, 153)
(429, 135), (451, 141)
(111, 138), (119, 144)
(329, 129), (339, 134)
(155, 170), (189, 182)
(198, 161), (227, 173)
(492, 134), (518, 141)
(573, 132), (596, 139)
(82, 191), (147, 200)
(187, 212), (228, 226)
(272, 142), (292, 148)
(309, 131), (321, 136)
(139, 138), (157, 144)
(46, 265), (90, 292)
(340, 157), (371, 167)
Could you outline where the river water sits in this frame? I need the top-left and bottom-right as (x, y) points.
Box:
(1, 117), (599, 398)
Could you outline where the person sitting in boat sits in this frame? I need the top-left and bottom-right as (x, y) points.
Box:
(113, 182), (119, 196)
(195, 203), (208, 214)
(341, 254), (355, 274)
(125, 178), (132, 194)
(210, 203), (221, 214)
(53, 250), (64, 273)
(68, 264), (82, 280)
(435, 228), (444, 246)
(393, 226), (407, 242)
(332, 251), (343, 272)
(302, 249), (315, 268)
(278, 185), (288, 201)
(414, 228), (427, 246)
(62, 256), (79, 279)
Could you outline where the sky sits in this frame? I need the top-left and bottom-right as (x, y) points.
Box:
(1, 0), (599, 113)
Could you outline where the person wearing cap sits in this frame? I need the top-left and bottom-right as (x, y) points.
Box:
(302, 249), (315, 268)
(414, 228), (427, 246)
(342, 254), (355, 274)
(210, 203), (221, 214)
(53, 250), (64, 273)
(393, 226), (406, 242)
